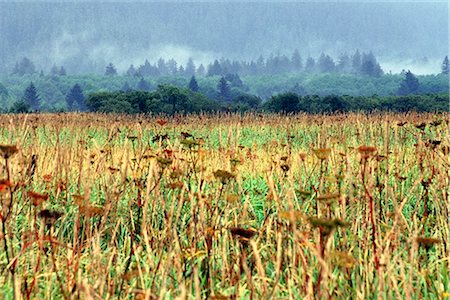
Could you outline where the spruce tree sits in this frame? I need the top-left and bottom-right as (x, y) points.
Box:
(22, 82), (40, 111)
(66, 84), (85, 111)
(105, 63), (117, 76)
(217, 76), (231, 101)
(360, 52), (383, 77)
(188, 75), (199, 92)
(207, 60), (223, 76)
(397, 70), (419, 95)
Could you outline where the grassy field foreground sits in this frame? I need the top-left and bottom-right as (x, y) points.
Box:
(0, 113), (448, 299)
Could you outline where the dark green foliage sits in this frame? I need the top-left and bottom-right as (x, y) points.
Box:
(85, 92), (110, 112)
(217, 76), (231, 101)
(360, 52), (383, 77)
(233, 94), (261, 109)
(222, 94), (262, 112)
(264, 92), (448, 114)
(157, 84), (188, 114)
(66, 84), (85, 111)
(100, 97), (135, 113)
(85, 86), (448, 115)
(10, 100), (31, 113)
(86, 85), (219, 114)
(1, 72), (448, 114)
(381, 94), (449, 112)
(263, 92), (300, 113)
(321, 95), (346, 112)
(86, 91), (155, 114)
(397, 70), (420, 95)
(22, 82), (40, 111)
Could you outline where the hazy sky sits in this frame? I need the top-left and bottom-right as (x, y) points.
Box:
(0, 0), (448, 3)
(0, 1), (448, 74)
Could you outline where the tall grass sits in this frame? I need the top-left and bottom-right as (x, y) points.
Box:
(0, 112), (448, 299)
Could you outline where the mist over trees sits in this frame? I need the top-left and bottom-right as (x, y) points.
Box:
(0, 1), (447, 114)
(10, 50), (386, 78)
(0, 2), (446, 74)
(397, 71), (420, 96)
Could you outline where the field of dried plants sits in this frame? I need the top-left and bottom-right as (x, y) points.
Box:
(0, 112), (448, 299)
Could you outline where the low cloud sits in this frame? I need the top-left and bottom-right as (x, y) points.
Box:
(46, 31), (218, 74)
(379, 58), (443, 75)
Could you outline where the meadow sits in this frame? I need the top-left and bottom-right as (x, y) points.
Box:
(0, 112), (448, 299)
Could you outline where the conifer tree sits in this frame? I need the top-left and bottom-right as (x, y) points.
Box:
(66, 84), (85, 111)
(22, 82), (40, 111)
(188, 75), (199, 92)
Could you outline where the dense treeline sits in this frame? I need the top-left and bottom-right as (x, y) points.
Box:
(9, 50), (383, 78)
(9, 53), (447, 80)
(85, 88), (448, 114)
(0, 72), (448, 112)
(112, 50), (384, 77)
(85, 86), (222, 114)
(263, 93), (449, 113)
